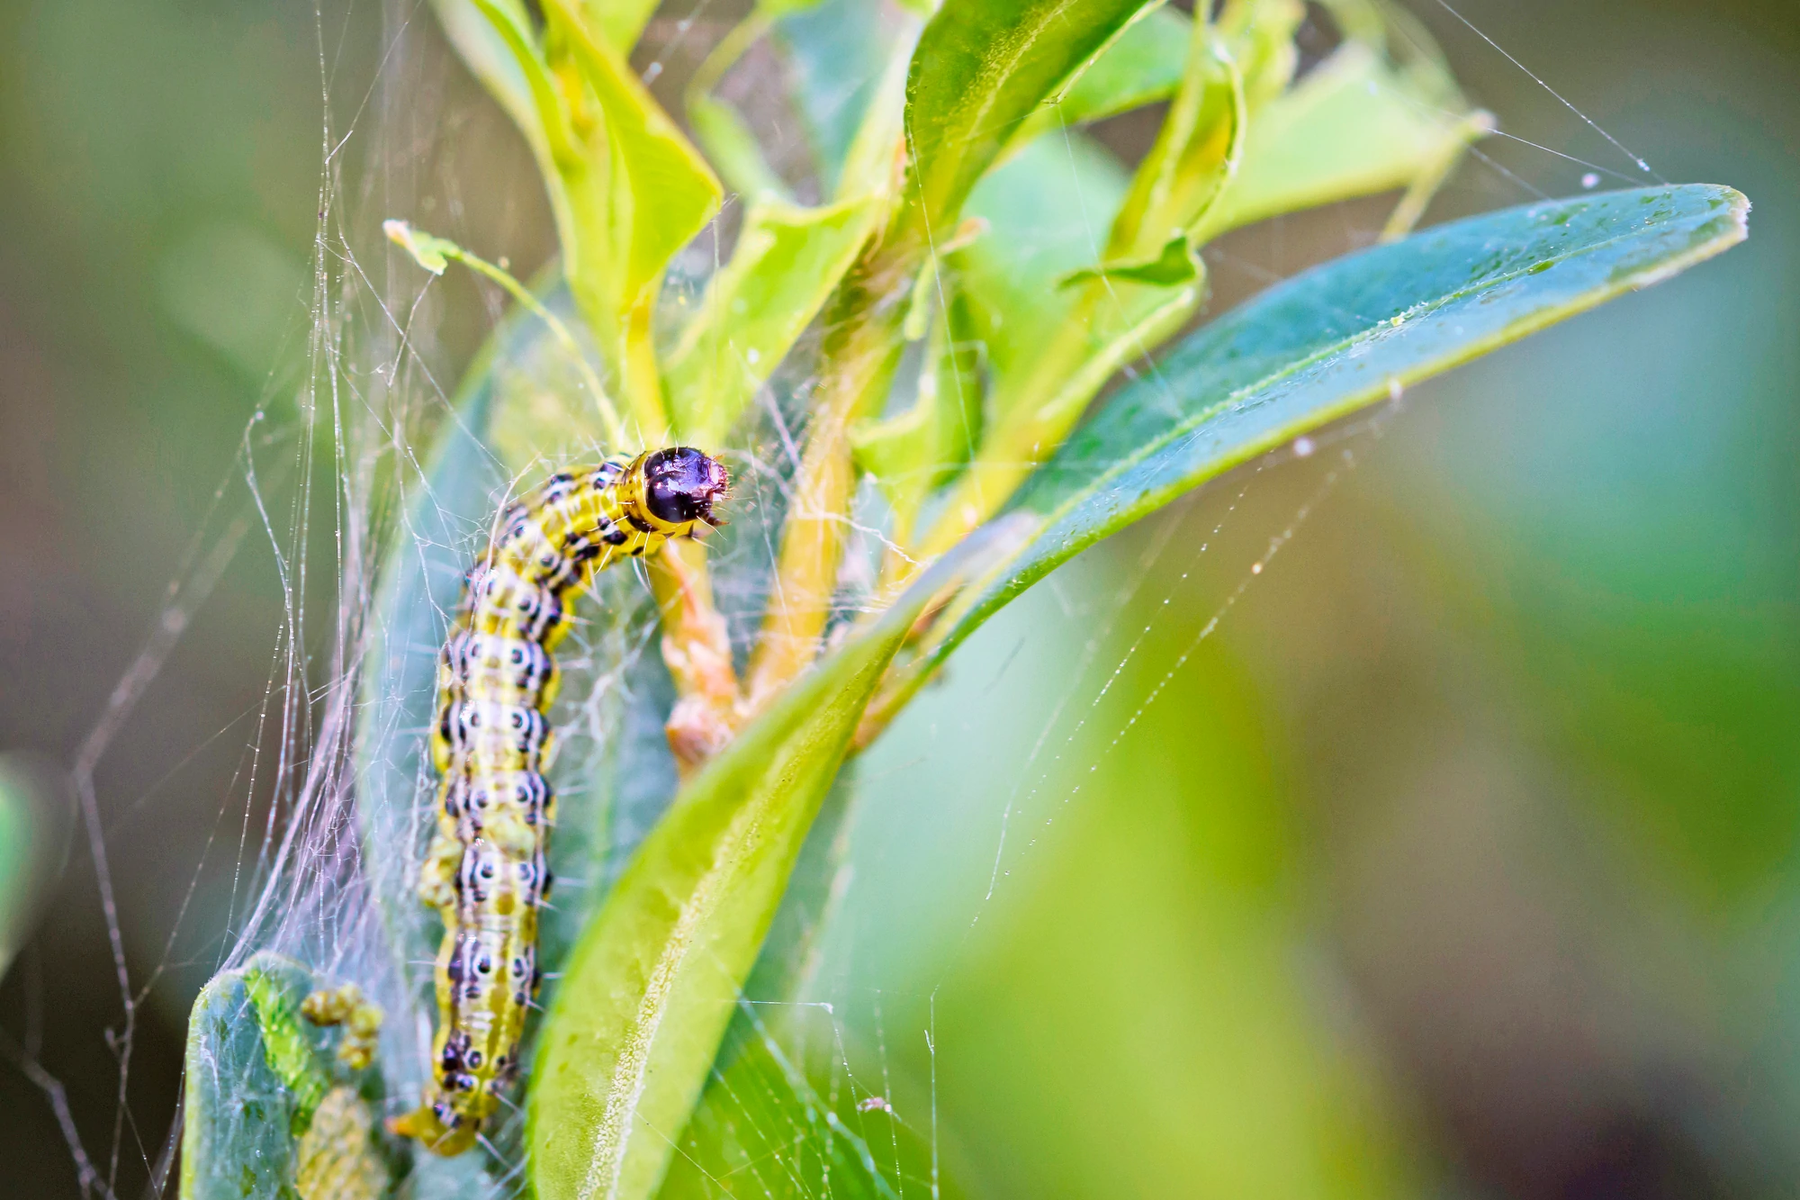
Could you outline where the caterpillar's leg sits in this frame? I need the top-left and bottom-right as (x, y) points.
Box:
(389, 1091), (480, 1156)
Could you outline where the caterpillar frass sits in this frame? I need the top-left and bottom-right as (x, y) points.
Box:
(389, 446), (729, 1155)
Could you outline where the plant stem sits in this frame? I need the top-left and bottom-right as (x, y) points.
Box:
(745, 240), (917, 707)
(621, 296), (670, 444)
(901, 278), (1198, 576)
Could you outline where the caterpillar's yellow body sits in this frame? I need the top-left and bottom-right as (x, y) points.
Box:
(391, 447), (728, 1155)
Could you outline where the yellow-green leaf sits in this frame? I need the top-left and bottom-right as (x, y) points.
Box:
(1107, 22), (1244, 262)
(578, 0), (660, 54)
(663, 195), (882, 447)
(899, 0), (1158, 239)
(1205, 36), (1489, 237)
(543, 0), (723, 315)
(1009, 2), (1192, 145)
(527, 526), (1022, 1200)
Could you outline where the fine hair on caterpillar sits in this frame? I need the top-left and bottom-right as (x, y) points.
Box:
(389, 446), (729, 1155)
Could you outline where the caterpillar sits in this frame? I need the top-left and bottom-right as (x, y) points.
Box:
(389, 446), (729, 1155)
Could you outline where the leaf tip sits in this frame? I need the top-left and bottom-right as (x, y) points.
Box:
(385, 218), (449, 275)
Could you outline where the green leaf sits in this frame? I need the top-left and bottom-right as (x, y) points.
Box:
(1010, 3), (1192, 145)
(664, 196), (882, 447)
(1205, 32), (1487, 238)
(899, 0), (1158, 238)
(958, 132), (1130, 411)
(656, 769), (965, 1198)
(528, 526), (1023, 1200)
(540, 0), (723, 319)
(925, 186), (1750, 664)
(578, 0), (660, 54)
(1059, 233), (1199, 288)
(437, 0), (721, 438)
(659, 1005), (958, 1199)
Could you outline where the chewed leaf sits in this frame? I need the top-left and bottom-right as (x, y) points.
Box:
(527, 523), (1026, 1200)
(181, 953), (389, 1200)
(924, 185), (1750, 668)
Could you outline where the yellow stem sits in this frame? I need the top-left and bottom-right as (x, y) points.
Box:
(621, 295), (669, 445)
(745, 241), (916, 707)
(896, 286), (1103, 583)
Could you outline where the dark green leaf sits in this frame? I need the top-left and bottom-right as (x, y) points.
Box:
(929, 186), (1750, 662)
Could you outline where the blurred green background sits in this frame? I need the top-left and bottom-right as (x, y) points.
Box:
(0, 0), (1794, 1196)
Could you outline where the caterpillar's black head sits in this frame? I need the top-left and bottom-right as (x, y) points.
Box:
(642, 447), (730, 530)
